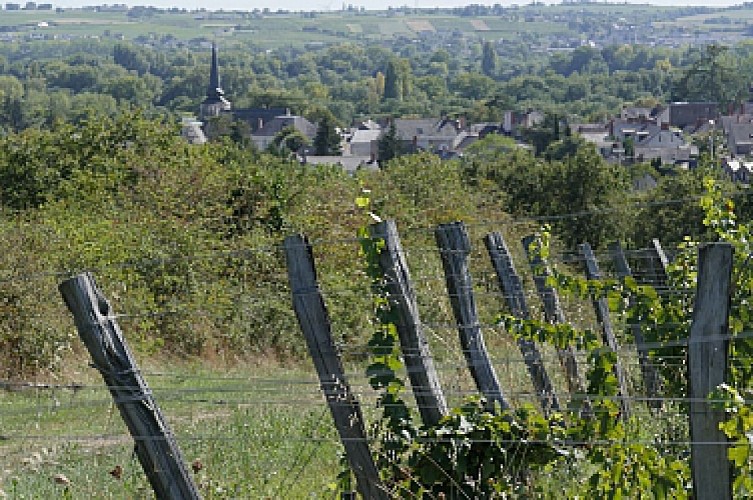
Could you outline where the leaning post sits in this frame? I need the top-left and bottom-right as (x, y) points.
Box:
(579, 242), (631, 418)
(284, 234), (388, 500)
(59, 272), (201, 500)
(370, 219), (448, 427)
(435, 222), (510, 411)
(609, 241), (661, 410)
(484, 231), (560, 416)
(522, 234), (589, 415)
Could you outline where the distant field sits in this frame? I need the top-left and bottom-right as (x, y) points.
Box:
(471, 19), (490, 31)
(0, 5), (742, 49)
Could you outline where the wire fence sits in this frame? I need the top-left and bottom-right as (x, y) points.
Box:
(0, 205), (743, 496)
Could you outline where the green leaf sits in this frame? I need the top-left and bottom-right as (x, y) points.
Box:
(729, 439), (749, 467)
(355, 196), (370, 208)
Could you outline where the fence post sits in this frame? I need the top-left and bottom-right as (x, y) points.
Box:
(484, 231), (559, 415)
(522, 235), (589, 414)
(59, 272), (200, 500)
(284, 235), (388, 500)
(579, 242), (631, 418)
(689, 243), (732, 500)
(608, 241), (661, 409)
(370, 220), (448, 427)
(435, 222), (510, 411)
(646, 238), (670, 288)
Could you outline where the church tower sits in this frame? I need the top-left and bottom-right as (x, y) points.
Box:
(199, 43), (231, 120)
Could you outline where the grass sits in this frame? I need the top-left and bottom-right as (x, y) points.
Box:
(0, 362), (342, 498)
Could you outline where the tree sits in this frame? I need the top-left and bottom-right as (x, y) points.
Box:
(270, 125), (309, 156)
(378, 120), (402, 164)
(313, 114), (341, 156)
(674, 44), (745, 109)
(384, 59), (402, 100)
(521, 113), (563, 156)
(113, 43), (151, 75)
(481, 41), (498, 77)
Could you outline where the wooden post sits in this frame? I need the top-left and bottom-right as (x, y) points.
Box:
(609, 241), (661, 409)
(646, 238), (670, 288)
(435, 222), (510, 411)
(284, 235), (388, 500)
(579, 243), (631, 418)
(522, 235), (589, 414)
(370, 220), (448, 427)
(689, 243), (732, 500)
(59, 273), (200, 500)
(484, 231), (559, 415)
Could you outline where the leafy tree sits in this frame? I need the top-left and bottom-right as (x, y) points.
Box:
(521, 113), (563, 156)
(549, 144), (630, 248)
(673, 44), (746, 109)
(313, 114), (341, 156)
(113, 43), (151, 75)
(383, 59), (402, 100)
(270, 125), (309, 156)
(481, 41), (498, 77)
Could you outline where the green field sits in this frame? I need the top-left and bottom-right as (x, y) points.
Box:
(0, 4), (707, 49)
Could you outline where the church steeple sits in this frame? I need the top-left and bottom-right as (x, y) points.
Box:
(200, 43), (231, 120)
(207, 43), (222, 98)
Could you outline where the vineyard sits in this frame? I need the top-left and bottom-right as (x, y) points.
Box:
(1, 177), (752, 498)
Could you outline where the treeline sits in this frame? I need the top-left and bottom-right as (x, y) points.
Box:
(0, 112), (742, 375)
(0, 35), (752, 132)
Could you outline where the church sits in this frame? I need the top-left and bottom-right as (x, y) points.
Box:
(199, 44), (317, 150)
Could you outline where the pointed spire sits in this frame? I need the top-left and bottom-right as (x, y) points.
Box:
(207, 42), (221, 97)
(200, 42), (231, 117)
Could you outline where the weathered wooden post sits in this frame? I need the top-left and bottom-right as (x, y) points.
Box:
(579, 242), (631, 418)
(689, 242), (732, 500)
(59, 273), (200, 500)
(522, 235), (589, 414)
(609, 241), (661, 409)
(435, 222), (510, 411)
(370, 220), (448, 426)
(484, 231), (559, 416)
(646, 238), (670, 288)
(284, 235), (388, 500)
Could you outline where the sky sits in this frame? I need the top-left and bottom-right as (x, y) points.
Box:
(49, 0), (750, 11)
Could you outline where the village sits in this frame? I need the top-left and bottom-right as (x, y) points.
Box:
(185, 45), (753, 185)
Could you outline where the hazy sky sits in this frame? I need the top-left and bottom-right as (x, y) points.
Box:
(49, 1), (748, 12)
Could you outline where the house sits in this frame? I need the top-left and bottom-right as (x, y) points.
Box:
(723, 158), (753, 183)
(572, 123), (612, 155)
(610, 120), (660, 143)
(620, 106), (658, 122)
(347, 128), (381, 157)
(302, 155), (378, 174)
(633, 129), (696, 166)
(470, 122), (502, 138)
(501, 110), (544, 136)
(251, 113), (317, 151)
(392, 117), (464, 153)
(658, 102), (718, 129)
(726, 122), (753, 157)
(605, 118), (696, 166)
(181, 118), (207, 145)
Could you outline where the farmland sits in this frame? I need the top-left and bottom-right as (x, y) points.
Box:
(0, 3), (749, 49)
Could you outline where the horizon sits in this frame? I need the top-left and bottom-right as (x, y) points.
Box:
(33, 0), (751, 12)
